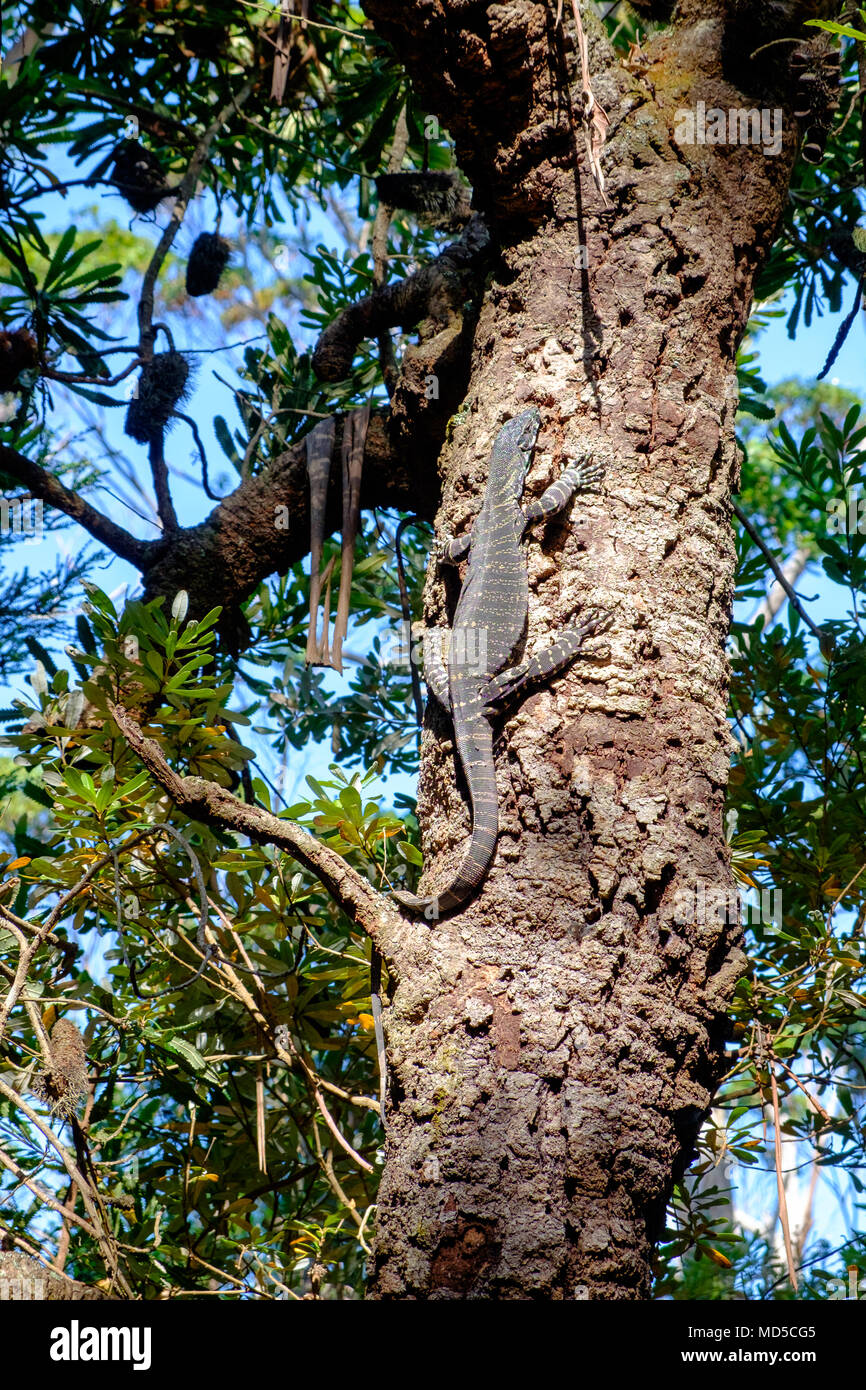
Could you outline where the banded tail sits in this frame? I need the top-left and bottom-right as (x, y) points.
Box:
(394, 714), (498, 919)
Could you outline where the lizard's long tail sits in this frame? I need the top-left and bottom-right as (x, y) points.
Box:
(394, 715), (498, 919)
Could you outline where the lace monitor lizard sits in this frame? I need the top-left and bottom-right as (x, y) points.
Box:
(395, 407), (611, 919)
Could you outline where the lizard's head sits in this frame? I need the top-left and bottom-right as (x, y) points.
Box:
(497, 407), (541, 497)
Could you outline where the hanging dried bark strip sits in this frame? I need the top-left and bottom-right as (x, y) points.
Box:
(304, 416), (337, 665)
(270, 0), (297, 104)
(567, 0), (610, 207)
(331, 405), (370, 674)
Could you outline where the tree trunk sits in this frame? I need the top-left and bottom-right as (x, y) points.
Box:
(363, 0), (830, 1299)
(0, 1251), (115, 1301)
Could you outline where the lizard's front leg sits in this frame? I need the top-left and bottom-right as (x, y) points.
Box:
(483, 609), (613, 713)
(522, 455), (605, 524)
(434, 530), (472, 564)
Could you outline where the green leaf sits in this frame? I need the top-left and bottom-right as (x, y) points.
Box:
(165, 1037), (208, 1072)
(804, 18), (866, 38)
(42, 225), (77, 290)
(117, 770), (151, 799)
(397, 840), (423, 865)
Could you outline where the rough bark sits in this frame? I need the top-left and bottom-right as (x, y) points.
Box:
(0, 1251), (116, 1301)
(355, 0), (838, 1298)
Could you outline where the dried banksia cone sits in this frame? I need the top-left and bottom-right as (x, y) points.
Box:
(32, 1019), (88, 1120)
(125, 351), (192, 443)
(110, 138), (171, 213)
(0, 328), (38, 391)
(186, 232), (232, 297)
(374, 171), (471, 225)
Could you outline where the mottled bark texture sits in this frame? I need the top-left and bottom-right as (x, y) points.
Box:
(358, 0), (840, 1298)
(0, 1251), (115, 1301)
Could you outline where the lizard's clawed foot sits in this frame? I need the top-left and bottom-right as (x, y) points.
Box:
(577, 606), (615, 653)
(566, 456), (606, 491)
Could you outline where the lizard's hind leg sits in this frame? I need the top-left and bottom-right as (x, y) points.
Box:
(483, 608), (613, 712)
(421, 628), (452, 710)
(523, 456), (605, 523)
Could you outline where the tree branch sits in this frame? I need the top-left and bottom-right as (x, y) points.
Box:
(750, 545), (810, 628)
(108, 702), (409, 965)
(0, 444), (156, 569)
(312, 215), (490, 383)
(3, 403), (442, 657)
(148, 434), (179, 534)
(141, 407), (437, 650)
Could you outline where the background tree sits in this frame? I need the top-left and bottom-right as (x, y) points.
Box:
(0, 0), (864, 1302)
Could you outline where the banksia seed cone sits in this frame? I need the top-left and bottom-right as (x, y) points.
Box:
(125, 351), (192, 443)
(185, 232), (232, 297)
(32, 1019), (88, 1120)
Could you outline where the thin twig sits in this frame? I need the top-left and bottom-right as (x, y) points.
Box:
(769, 1063), (799, 1292)
(772, 1057), (833, 1124)
(731, 499), (825, 642)
(371, 105), (410, 397)
(0, 829), (153, 1042)
(43, 358), (144, 388)
(0, 1149), (100, 1239)
(173, 410), (222, 500)
(148, 434), (179, 533)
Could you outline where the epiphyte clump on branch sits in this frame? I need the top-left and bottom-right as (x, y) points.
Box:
(790, 39), (841, 165)
(31, 1019), (88, 1120)
(374, 171), (471, 226)
(109, 138), (173, 213)
(186, 232), (232, 297)
(124, 351), (193, 443)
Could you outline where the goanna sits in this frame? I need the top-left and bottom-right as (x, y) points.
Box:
(395, 407), (612, 919)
